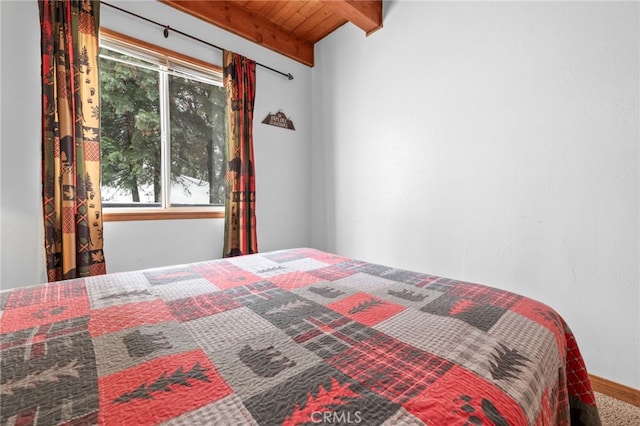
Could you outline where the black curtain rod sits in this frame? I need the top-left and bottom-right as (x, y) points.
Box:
(100, 1), (294, 80)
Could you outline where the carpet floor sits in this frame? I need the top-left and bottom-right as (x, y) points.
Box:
(595, 392), (640, 425)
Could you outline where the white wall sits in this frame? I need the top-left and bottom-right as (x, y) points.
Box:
(0, 1), (47, 288)
(311, 1), (639, 389)
(0, 0), (312, 288)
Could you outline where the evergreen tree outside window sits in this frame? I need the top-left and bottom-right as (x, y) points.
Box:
(99, 34), (226, 210)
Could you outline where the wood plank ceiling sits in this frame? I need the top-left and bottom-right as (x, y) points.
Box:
(161, 0), (383, 67)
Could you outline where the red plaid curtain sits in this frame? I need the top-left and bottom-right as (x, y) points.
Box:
(223, 50), (258, 257)
(39, 0), (106, 281)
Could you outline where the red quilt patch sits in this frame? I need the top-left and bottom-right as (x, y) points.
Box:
(98, 350), (232, 425)
(328, 293), (405, 326)
(328, 332), (452, 404)
(404, 365), (527, 425)
(270, 271), (325, 290)
(1, 297), (89, 333)
(448, 282), (521, 310)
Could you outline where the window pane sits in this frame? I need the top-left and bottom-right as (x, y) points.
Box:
(169, 74), (226, 206)
(100, 51), (162, 206)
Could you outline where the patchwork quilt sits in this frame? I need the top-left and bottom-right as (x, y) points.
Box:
(1, 248), (600, 425)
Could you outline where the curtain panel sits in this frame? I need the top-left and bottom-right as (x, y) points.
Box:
(39, 0), (106, 281)
(223, 50), (258, 257)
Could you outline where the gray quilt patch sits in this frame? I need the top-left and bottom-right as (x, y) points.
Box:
(1, 319), (98, 425)
(93, 321), (198, 377)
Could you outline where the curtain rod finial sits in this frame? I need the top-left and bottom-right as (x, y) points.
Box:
(287, 73), (294, 80)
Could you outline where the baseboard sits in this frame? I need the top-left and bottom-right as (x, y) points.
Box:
(589, 374), (640, 407)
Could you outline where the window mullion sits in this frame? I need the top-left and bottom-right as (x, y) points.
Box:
(159, 67), (171, 208)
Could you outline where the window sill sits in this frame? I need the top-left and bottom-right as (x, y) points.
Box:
(103, 208), (224, 222)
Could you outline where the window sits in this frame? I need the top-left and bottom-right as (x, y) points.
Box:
(99, 31), (226, 220)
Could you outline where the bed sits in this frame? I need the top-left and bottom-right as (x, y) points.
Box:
(1, 247), (600, 425)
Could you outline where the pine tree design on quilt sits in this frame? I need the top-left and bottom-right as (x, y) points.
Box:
(2, 359), (81, 396)
(265, 299), (311, 316)
(450, 299), (478, 315)
(98, 290), (150, 301)
(114, 363), (211, 403)
(282, 377), (361, 426)
(489, 343), (531, 381)
(349, 298), (384, 314)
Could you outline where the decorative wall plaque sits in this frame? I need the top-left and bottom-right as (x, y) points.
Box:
(262, 111), (295, 130)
